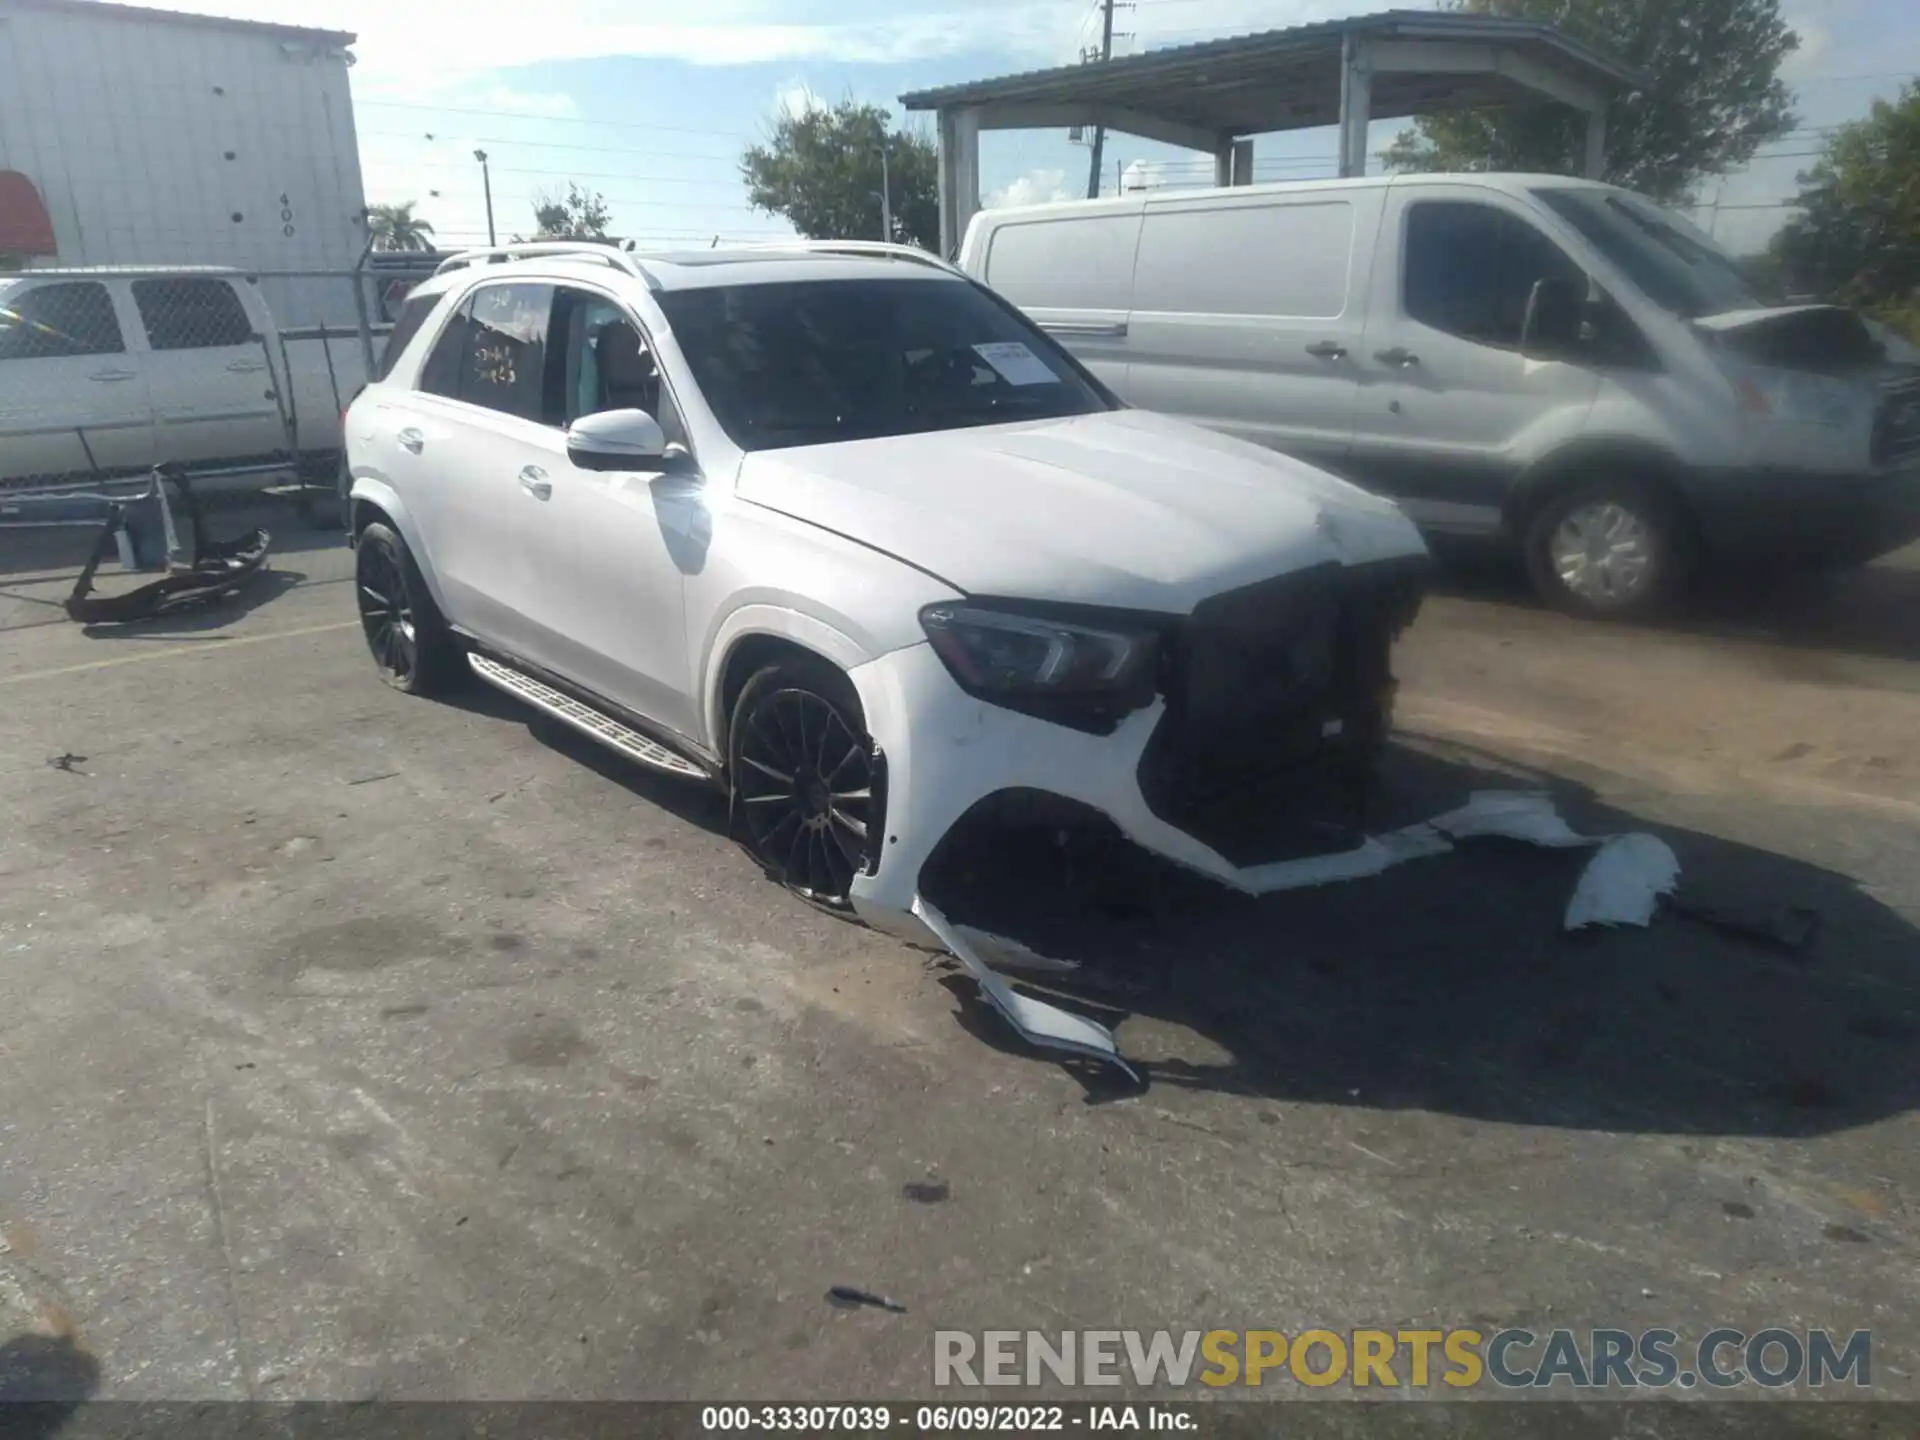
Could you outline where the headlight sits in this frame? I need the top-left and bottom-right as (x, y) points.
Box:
(919, 602), (1161, 734)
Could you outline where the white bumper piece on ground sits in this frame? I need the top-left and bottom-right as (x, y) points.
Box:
(901, 785), (1680, 1079)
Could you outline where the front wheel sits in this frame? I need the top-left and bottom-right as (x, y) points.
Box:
(355, 521), (459, 695)
(1523, 478), (1692, 620)
(729, 656), (878, 908)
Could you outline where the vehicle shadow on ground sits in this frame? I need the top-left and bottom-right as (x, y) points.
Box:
(0, 1333), (100, 1418)
(444, 679), (734, 839)
(922, 740), (1920, 1138)
(1429, 540), (1920, 663)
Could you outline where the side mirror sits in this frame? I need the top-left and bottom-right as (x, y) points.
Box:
(1521, 277), (1589, 360)
(566, 408), (666, 471)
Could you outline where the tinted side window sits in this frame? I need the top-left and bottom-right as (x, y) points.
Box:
(1134, 202), (1352, 317)
(549, 287), (686, 447)
(132, 278), (254, 350)
(984, 214), (1140, 311)
(0, 282), (125, 359)
(458, 283), (553, 423)
(1403, 202), (1583, 349)
(377, 291), (446, 381)
(418, 296), (471, 398)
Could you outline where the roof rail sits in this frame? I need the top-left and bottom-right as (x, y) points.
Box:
(727, 239), (965, 278)
(433, 241), (646, 278)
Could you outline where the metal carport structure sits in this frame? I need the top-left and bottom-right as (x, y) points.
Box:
(900, 9), (1644, 257)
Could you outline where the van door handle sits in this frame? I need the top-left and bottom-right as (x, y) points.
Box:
(1374, 347), (1420, 368)
(1039, 320), (1128, 339)
(396, 427), (424, 454)
(1304, 341), (1348, 359)
(519, 465), (552, 500)
(225, 358), (267, 373)
(89, 368), (137, 382)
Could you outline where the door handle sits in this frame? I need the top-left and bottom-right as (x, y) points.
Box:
(89, 369), (137, 382)
(226, 358), (266, 373)
(1304, 341), (1348, 360)
(396, 427), (424, 454)
(519, 465), (552, 500)
(1374, 347), (1421, 368)
(1039, 320), (1128, 339)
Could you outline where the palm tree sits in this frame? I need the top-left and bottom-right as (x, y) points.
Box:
(366, 202), (436, 252)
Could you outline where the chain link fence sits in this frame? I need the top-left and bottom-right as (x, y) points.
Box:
(1, 257), (444, 516)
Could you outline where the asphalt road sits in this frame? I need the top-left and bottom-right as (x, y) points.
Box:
(3, 511), (1919, 1412)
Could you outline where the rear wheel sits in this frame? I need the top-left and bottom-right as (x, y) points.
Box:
(1523, 476), (1691, 620)
(356, 521), (459, 695)
(729, 656), (877, 908)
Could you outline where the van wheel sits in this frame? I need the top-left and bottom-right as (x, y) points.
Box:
(1523, 478), (1691, 620)
(356, 521), (459, 695)
(730, 656), (876, 909)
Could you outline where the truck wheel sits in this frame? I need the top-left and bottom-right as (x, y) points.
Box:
(1523, 477), (1691, 620)
(355, 521), (459, 695)
(729, 655), (876, 908)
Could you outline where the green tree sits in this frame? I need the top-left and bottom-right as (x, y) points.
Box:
(1770, 84), (1920, 334)
(741, 101), (939, 250)
(530, 183), (612, 240)
(366, 201), (436, 252)
(1383, 0), (1799, 204)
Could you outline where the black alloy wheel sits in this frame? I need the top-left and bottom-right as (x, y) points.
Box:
(731, 662), (876, 907)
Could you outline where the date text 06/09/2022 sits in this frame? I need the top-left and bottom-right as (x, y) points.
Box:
(698, 1404), (1195, 1431)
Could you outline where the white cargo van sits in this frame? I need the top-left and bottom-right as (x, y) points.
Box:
(962, 175), (1920, 617)
(0, 266), (369, 494)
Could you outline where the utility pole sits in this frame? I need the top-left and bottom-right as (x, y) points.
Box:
(474, 149), (495, 245)
(1085, 0), (1115, 199)
(879, 144), (893, 242)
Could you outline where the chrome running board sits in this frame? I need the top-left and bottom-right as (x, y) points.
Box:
(468, 652), (706, 780)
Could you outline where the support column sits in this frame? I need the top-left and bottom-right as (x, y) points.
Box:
(1583, 105), (1607, 179)
(1214, 139), (1233, 188)
(1338, 33), (1372, 179)
(1232, 138), (1254, 185)
(937, 106), (981, 260)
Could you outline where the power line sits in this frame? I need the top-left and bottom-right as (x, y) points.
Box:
(358, 128), (742, 162)
(354, 96), (752, 139)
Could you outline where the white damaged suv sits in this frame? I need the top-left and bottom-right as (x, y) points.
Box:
(345, 241), (1429, 943)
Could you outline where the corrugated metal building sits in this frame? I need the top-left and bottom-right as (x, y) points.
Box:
(0, 0), (368, 326)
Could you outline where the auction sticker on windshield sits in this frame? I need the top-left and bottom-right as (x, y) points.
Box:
(972, 341), (1059, 386)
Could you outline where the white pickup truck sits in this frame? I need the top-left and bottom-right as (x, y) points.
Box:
(0, 266), (373, 495)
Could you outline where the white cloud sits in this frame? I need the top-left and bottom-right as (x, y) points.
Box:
(985, 167), (1073, 208)
(774, 79), (825, 117)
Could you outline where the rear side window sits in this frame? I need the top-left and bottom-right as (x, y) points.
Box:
(0, 281), (124, 359)
(1402, 202), (1584, 350)
(376, 290), (446, 381)
(984, 214), (1139, 311)
(1134, 202), (1353, 318)
(132, 278), (254, 350)
(415, 283), (555, 424)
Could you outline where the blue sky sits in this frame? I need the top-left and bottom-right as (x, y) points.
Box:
(177, 0), (1920, 254)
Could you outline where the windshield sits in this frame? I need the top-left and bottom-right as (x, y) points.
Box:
(654, 276), (1112, 451)
(1535, 187), (1778, 319)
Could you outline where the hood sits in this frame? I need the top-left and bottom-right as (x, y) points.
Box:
(1694, 303), (1891, 373)
(734, 409), (1425, 613)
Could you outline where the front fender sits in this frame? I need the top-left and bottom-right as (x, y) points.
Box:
(699, 603), (875, 750)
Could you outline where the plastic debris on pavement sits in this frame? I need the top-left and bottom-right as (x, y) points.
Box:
(1565, 832), (1682, 930)
(920, 791), (1681, 1078)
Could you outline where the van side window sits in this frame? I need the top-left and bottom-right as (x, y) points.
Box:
(131, 278), (254, 350)
(0, 282), (124, 359)
(1403, 203), (1584, 350)
(985, 215), (1139, 311)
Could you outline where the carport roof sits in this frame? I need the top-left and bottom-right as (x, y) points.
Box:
(899, 9), (1645, 136)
